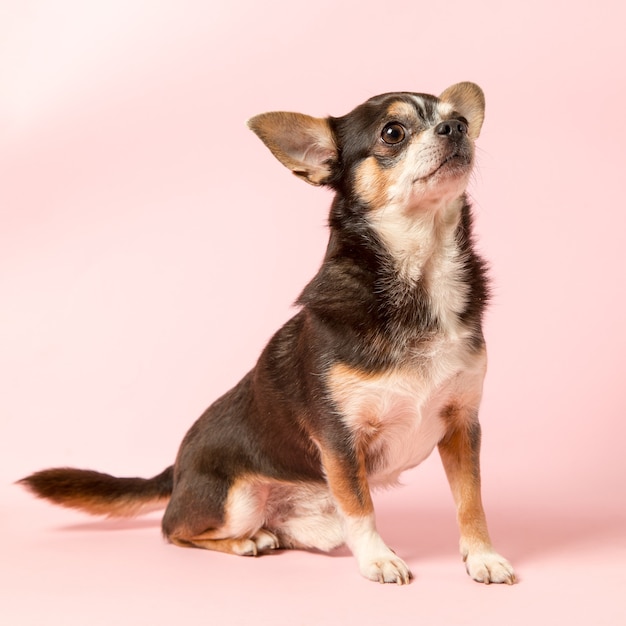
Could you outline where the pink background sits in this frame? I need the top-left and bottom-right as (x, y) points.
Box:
(2, 1), (625, 624)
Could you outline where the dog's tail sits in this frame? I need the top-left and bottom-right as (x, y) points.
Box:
(18, 466), (174, 518)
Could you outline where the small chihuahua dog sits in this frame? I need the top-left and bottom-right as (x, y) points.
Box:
(21, 82), (515, 585)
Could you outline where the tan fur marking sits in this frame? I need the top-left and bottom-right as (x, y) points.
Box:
(438, 416), (492, 552)
(174, 536), (258, 555)
(353, 156), (394, 210)
(318, 446), (373, 518)
(327, 363), (389, 449)
(328, 362), (377, 397)
(386, 101), (418, 122)
(42, 494), (170, 518)
(89, 496), (170, 518)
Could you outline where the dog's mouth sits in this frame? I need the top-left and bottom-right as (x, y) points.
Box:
(414, 150), (471, 183)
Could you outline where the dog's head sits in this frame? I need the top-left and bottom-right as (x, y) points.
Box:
(248, 82), (484, 214)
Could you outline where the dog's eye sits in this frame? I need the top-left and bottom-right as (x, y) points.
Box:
(381, 123), (406, 145)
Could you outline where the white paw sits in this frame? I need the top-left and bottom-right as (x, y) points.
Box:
(230, 538), (259, 556)
(465, 551), (516, 585)
(252, 529), (280, 552)
(230, 531), (280, 557)
(360, 553), (412, 585)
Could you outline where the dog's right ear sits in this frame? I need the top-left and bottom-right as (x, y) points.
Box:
(247, 112), (337, 186)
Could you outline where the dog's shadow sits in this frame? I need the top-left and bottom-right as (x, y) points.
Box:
(59, 502), (626, 567)
(61, 516), (163, 533)
(374, 502), (626, 565)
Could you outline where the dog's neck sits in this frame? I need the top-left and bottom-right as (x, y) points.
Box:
(315, 190), (474, 346)
(368, 194), (467, 284)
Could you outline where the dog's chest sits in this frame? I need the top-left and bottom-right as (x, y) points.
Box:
(327, 335), (475, 486)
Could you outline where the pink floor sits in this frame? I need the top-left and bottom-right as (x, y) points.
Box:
(3, 471), (625, 625)
(2, 1), (626, 624)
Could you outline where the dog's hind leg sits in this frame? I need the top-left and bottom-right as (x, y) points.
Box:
(162, 473), (279, 556)
(172, 531), (279, 556)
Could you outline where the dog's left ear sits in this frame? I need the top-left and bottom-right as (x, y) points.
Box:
(439, 82), (485, 139)
(247, 112), (337, 186)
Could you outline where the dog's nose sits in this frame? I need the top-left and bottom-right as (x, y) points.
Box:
(435, 119), (468, 139)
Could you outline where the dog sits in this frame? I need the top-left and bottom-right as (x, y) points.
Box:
(20, 82), (515, 585)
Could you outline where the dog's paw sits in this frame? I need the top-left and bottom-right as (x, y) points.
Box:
(229, 530), (280, 556)
(360, 553), (412, 585)
(227, 538), (260, 556)
(465, 551), (516, 585)
(252, 529), (280, 552)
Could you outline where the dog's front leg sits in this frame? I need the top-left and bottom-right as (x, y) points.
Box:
(438, 415), (516, 584)
(318, 445), (411, 585)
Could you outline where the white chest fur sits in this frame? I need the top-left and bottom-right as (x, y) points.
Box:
(327, 339), (486, 488)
